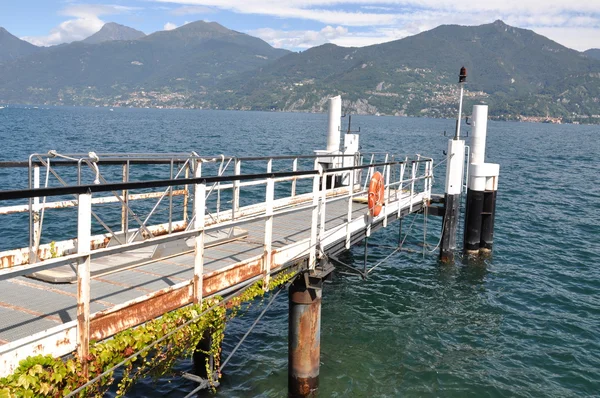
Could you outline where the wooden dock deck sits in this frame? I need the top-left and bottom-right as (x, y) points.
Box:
(0, 153), (432, 377)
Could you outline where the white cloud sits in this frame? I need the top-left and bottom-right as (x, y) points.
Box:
(155, 0), (600, 49)
(534, 27), (600, 51)
(250, 25), (349, 48)
(164, 22), (179, 30)
(22, 4), (138, 46)
(171, 5), (215, 16)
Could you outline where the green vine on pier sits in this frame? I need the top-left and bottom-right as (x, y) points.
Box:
(0, 270), (296, 398)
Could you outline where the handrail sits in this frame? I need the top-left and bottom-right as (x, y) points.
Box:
(0, 153), (363, 168)
(0, 160), (429, 201)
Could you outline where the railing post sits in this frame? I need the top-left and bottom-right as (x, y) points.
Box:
(291, 158), (298, 197)
(30, 165), (40, 263)
(410, 161), (416, 213)
(383, 154), (390, 228)
(77, 192), (92, 376)
(426, 159), (433, 200)
(263, 177), (274, 289)
(398, 160), (406, 213)
(122, 161), (129, 240)
(216, 155), (224, 220)
(309, 160), (321, 270)
(345, 164), (356, 249)
(168, 160), (174, 233)
(193, 161), (204, 304)
(319, 169), (327, 247)
(232, 159), (241, 220)
(183, 163), (190, 224)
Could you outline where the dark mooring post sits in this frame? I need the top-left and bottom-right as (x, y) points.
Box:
(193, 328), (215, 380)
(289, 275), (322, 397)
(439, 67), (467, 263)
(464, 105), (500, 257)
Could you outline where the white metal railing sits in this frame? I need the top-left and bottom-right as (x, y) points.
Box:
(0, 152), (433, 377)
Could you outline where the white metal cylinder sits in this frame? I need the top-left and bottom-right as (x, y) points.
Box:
(470, 105), (488, 165)
(445, 139), (465, 195)
(468, 163), (499, 192)
(326, 95), (342, 152)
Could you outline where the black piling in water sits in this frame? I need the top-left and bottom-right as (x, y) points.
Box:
(463, 189), (484, 255)
(193, 328), (215, 379)
(480, 190), (497, 253)
(398, 216), (403, 247)
(289, 276), (321, 397)
(440, 193), (461, 262)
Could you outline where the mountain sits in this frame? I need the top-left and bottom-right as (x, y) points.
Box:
(82, 22), (146, 44)
(0, 20), (599, 123)
(0, 21), (291, 105)
(209, 20), (600, 121)
(0, 27), (40, 63)
(584, 49), (600, 60)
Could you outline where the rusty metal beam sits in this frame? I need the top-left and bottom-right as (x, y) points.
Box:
(0, 190), (187, 215)
(89, 282), (193, 341)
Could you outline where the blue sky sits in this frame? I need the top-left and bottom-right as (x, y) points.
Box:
(1, 1), (599, 51)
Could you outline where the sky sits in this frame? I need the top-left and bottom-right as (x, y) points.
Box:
(1, 1), (599, 51)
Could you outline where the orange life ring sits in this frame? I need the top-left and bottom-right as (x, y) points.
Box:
(368, 171), (385, 217)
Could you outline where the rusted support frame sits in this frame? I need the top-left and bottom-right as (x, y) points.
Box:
(288, 275), (322, 398)
(77, 192), (92, 376)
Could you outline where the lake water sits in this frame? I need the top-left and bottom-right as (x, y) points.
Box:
(0, 106), (599, 397)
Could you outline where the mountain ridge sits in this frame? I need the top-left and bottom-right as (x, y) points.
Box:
(210, 20), (600, 121)
(0, 20), (599, 123)
(584, 49), (600, 60)
(82, 22), (146, 44)
(0, 27), (40, 63)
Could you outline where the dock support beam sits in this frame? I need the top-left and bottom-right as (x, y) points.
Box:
(289, 276), (321, 397)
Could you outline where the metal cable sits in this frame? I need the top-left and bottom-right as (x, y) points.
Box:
(366, 213), (418, 274)
(219, 276), (294, 373)
(182, 279), (294, 398)
(64, 275), (271, 398)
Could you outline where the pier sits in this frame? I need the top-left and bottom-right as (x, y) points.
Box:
(0, 88), (497, 396)
(0, 139), (433, 395)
